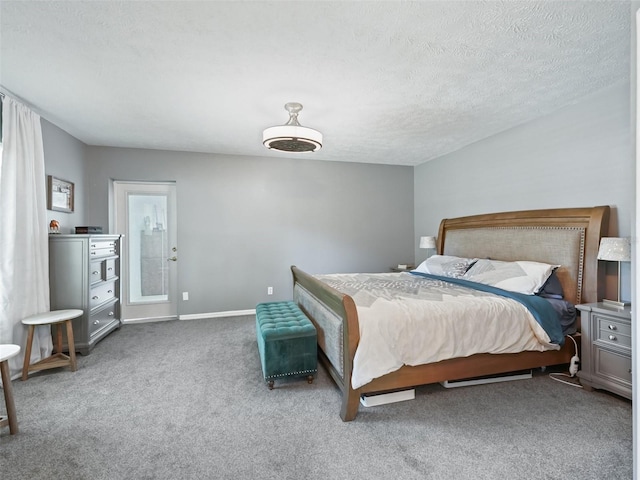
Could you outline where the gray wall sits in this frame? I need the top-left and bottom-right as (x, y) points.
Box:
(41, 119), (86, 233)
(83, 148), (414, 314)
(38, 76), (634, 314)
(414, 81), (633, 300)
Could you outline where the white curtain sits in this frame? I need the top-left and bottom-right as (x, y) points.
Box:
(0, 96), (52, 382)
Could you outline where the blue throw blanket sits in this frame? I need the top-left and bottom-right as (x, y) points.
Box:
(410, 271), (565, 346)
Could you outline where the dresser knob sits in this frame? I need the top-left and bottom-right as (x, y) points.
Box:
(108, 311), (114, 316)
(608, 324), (617, 330)
(108, 290), (113, 294)
(92, 296), (99, 300)
(93, 320), (100, 325)
(608, 335), (617, 341)
(92, 271), (99, 275)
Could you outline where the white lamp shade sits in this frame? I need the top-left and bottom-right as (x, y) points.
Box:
(419, 236), (436, 249)
(597, 237), (631, 262)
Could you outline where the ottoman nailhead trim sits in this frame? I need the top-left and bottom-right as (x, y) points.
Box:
(265, 369), (317, 379)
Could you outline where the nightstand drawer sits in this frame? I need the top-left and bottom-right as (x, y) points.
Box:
(595, 315), (631, 349)
(595, 348), (632, 385)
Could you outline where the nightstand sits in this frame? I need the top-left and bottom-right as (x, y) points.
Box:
(391, 265), (415, 272)
(576, 303), (632, 399)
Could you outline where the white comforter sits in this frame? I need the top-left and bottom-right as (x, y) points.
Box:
(314, 272), (559, 389)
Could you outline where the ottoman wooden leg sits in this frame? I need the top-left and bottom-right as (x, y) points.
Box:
(307, 375), (314, 384)
(267, 380), (274, 390)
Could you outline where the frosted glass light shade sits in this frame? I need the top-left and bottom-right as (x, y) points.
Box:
(262, 125), (322, 152)
(419, 236), (436, 249)
(263, 102), (322, 152)
(597, 237), (631, 262)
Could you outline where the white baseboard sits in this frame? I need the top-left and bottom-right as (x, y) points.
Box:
(179, 309), (256, 321)
(122, 316), (177, 325)
(440, 370), (532, 389)
(360, 389), (416, 407)
(122, 309), (256, 324)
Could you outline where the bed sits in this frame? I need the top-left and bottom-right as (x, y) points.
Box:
(291, 206), (610, 421)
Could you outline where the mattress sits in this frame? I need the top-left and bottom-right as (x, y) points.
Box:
(314, 272), (560, 389)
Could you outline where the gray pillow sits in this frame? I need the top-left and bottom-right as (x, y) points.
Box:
(537, 271), (564, 299)
(462, 259), (558, 295)
(413, 255), (477, 278)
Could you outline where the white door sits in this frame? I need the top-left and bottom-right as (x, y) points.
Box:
(113, 181), (178, 322)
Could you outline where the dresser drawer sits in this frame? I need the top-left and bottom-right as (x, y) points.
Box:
(90, 281), (117, 309)
(594, 347), (632, 385)
(90, 261), (103, 284)
(103, 258), (117, 280)
(90, 240), (118, 258)
(90, 258), (118, 284)
(595, 314), (631, 349)
(89, 300), (118, 337)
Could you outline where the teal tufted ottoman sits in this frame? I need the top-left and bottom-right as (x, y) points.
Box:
(256, 301), (317, 389)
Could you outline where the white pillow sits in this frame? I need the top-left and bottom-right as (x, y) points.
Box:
(462, 259), (559, 295)
(412, 255), (477, 278)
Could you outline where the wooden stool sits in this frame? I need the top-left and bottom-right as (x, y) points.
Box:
(21, 309), (83, 381)
(0, 344), (21, 434)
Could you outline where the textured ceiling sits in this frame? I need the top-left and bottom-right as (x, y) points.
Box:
(0, 1), (631, 166)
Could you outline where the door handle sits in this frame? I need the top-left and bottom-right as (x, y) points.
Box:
(167, 256), (177, 262)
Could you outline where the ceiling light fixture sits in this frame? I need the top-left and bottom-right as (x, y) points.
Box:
(263, 102), (322, 153)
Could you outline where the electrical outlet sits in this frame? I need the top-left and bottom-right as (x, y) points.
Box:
(267, 287), (273, 295)
(182, 292), (189, 301)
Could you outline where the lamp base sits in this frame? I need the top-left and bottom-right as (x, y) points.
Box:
(602, 298), (630, 309)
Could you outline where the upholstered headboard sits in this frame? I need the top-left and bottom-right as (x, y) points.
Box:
(437, 206), (610, 305)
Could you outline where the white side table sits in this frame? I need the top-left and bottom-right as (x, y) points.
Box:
(0, 344), (21, 434)
(21, 309), (83, 381)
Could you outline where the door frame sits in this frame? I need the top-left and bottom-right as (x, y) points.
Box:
(111, 180), (178, 323)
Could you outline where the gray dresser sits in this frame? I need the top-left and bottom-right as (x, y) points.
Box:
(576, 302), (632, 399)
(49, 234), (122, 355)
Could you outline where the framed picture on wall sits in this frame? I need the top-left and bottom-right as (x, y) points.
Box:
(47, 175), (74, 213)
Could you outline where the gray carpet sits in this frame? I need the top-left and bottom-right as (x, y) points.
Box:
(0, 316), (632, 480)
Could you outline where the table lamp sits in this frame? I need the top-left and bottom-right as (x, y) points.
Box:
(597, 237), (631, 308)
(419, 236), (437, 259)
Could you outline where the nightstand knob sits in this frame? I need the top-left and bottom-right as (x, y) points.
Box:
(607, 324), (617, 330)
(608, 335), (617, 341)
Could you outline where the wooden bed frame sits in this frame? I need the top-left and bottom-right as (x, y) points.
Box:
(291, 206), (610, 421)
